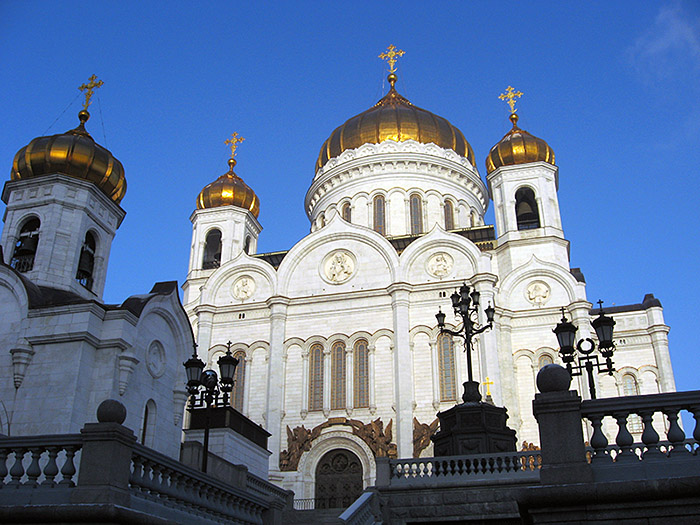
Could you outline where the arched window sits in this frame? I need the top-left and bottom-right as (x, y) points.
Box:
(622, 374), (643, 432)
(538, 354), (554, 370)
(354, 339), (369, 408)
(515, 187), (540, 230)
(342, 203), (352, 223)
(438, 333), (456, 402)
(202, 229), (222, 269)
(11, 217), (40, 273)
(309, 344), (324, 411)
(410, 193), (423, 234)
(331, 341), (346, 410)
(444, 200), (455, 230)
(373, 195), (386, 235)
(76, 231), (97, 290)
(140, 399), (157, 447)
(231, 351), (246, 411)
(471, 209), (478, 227)
(244, 236), (251, 255)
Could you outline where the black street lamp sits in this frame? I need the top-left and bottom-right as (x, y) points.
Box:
(436, 283), (495, 403)
(553, 301), (616, 399)
(183, 341), (239, 472)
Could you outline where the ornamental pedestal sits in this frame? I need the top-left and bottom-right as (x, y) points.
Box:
(431, 382), (517, 456)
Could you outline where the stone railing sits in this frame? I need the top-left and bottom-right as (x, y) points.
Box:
(376, 449), (541, 488)
(339, 490), (381, 525)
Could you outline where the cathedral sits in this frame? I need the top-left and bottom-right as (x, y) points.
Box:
(182, 48), (675, 501)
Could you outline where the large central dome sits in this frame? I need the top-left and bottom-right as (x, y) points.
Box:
(316, 81), (475, 172)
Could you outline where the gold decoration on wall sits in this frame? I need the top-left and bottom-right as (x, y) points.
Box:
(499, 85), (523, 114)
(78, 74), (104, 111)
(379, 44), (405, 73)
(224, 132), (245, 159)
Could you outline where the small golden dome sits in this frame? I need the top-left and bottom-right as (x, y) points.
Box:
(485, 113), (554, 174)
(316, 78), (475, 171)
(196, 158), (260, 218)
(11, 110), (126, 204)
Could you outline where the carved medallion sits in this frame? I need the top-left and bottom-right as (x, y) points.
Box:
(232, 275), (255, 300)
(146, 340), (165, 378)
(322, 250), (356, 284)
(526, 281), (550, 307)
(427, 252), (453, 278)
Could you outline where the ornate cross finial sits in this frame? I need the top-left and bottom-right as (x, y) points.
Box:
(499, 85), (523, 114)
(78, 75), (104, 111)
(482, 377), (495, 397)
(224, 132), (245, 159)
(379, 45), (405, 74)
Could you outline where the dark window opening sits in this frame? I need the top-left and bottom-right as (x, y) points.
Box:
(410, 194), (423, 234)
(342, 203), (351, 223)
(373, 196), (386, 235)
(11, 218), (40, 273)
(203, 229), (222, 269)
(515, 188), (541, 230)
(76, 231), (97, 290)
(244, 236), (251, 255)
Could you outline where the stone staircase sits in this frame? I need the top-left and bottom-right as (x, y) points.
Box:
(283, 508), (346, 524)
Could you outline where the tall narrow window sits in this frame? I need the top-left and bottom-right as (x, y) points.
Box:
(11, 217), (40, 273)
(438, 333), (456, 401)
(342, 203), (352, 223)
(231, 351), (246, 411)
(353, 339), (369, 408)
(140, 400), (157, 447)
(373, 195), (385, 235)
(622, 374), (643, 432)
(331, 341), (346, 410)
(309, 344), (324, 411)
(202, 229), (222, 269)
(244, 236), (251, 255)
(76, 231), (97, 290)
(444, 200), (455, 230)
(515, 187), (540, 230)
(410, 193), (423, 234)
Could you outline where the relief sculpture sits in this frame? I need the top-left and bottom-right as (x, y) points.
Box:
(412, 417), (439, 458)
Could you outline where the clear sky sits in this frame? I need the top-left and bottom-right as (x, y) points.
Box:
(1, 2), (699, 402)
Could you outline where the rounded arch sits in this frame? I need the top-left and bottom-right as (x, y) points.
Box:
(140, 399), (157, 447)
(202, 228), (222, 269)
(200, 255), (278, 304)
(498, 256), (581, 306)
(514, 185), (541, 230)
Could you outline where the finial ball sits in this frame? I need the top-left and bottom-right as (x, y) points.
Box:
(536, 364), (571, 393)
(387, 73), (397, 83)
(96, 399), (127, 424)
(78, 110), (90, 124)
(228, 158), (237, 170)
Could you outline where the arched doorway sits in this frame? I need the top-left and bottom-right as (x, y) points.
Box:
(315, 449), (363, 509)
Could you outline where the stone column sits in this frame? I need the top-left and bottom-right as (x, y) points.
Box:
(569, 300), (594, 398)
(368, 343), (377, 414)
(265, 296), (290, 479)
(473, 273), (500, 404)
(323, 346), (331, 416)
(243, 355), (253, 417)
(496, 309), (521, 430)
(346, 346), (354, 415)
(301, 348), (309, 418)
(646, 305), (674, 392)
(195, 306), (216, 359)
(388, 283), (414, 458)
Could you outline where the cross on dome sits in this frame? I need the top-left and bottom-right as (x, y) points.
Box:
(379, 45), (405, 74)
(225, 132), (245, 160)
(78, 75), (104, 111)
(499, 85), (523, 115)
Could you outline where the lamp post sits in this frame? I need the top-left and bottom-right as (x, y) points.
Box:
(183, 341), (239, 472)
(553, 300), (616, 399)
(435, 283), (495, 403)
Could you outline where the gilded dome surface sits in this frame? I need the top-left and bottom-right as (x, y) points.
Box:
(197, 159), (260, 218)
(11, 110), (126, 204)
(316, 82), (475, 171)
(486, 114), (554, 174)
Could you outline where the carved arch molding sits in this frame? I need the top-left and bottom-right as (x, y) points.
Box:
(280, 417), (396, 471)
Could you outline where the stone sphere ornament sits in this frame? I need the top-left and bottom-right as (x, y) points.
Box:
(536, 364), (572, 393)
(96, 399), (127, 424)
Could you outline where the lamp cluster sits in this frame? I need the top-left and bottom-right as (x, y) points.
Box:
(184, 341), (239, 405)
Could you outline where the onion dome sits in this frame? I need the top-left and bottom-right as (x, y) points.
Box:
(11, 110), (126, 204)
(485, 113), (555, 174)
(316, 73), (475, 171)
(196, 158), (260, 218)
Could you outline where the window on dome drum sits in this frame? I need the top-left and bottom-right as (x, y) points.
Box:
(244, 236), (251, 255)
(444, 200), (455, 230)
(410, 194), (423, 234)
(515, 187), (541, 230)
(342, 203), (352, 223)
(309, 344), (324, 411)
(331, 341), (346, 410)
(11, 217), (40, 273)
(373, 195), (386, 235)
(75, 231), (97, 290)
(231, 351), (246, 411)
(438, 333), (456, 402)
(202, 229), (222, 269)
(538, 354), (554, 370)
(622, 374), (643, 433)
(354, 339), (369, 408)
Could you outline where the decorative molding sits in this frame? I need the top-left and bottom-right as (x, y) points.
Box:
(173, 389), (188, 426)
(117, 352), (140, 395)
(10, 339), (34, 389)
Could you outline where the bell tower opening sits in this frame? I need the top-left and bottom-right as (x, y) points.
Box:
(11, 218), (40, 273)
(202, 229), (222, 269)
(314, 449), (363, 509)
(76, 231), (97, 290)
(515, 187), (540, 230)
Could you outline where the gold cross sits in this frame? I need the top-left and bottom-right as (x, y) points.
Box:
(224, 132), (245, 159)
(78, 75), (104, 111)
(482, 377), (495, 397)
(379, 45), (405, 73)
(499, 85), (523, 114)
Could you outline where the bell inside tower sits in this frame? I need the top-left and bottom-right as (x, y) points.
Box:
(76, 231), (97, 290)
(11, 218), (40, 273)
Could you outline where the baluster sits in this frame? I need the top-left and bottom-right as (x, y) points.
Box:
(690, 405), (700, 450)
(613, 412), (636, 462)
(149, 462), (163, 498)
(130, 455), (145, 491)
(42, 447), (59, 486)
(0, 449), (8, 485)
(664, 408), (687, 455)
(588, 413), (609, 462)
(639, 410), (660, 457)
(140, 459), (155, 495)
(58, 446), (78, 486)
(8, 448), (27, 486)
(26, 448), (43, 486)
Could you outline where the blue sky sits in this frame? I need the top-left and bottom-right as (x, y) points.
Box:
(1, 2), (699, 400)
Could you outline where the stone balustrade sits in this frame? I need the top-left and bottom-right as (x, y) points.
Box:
(0, 434), (82, 489)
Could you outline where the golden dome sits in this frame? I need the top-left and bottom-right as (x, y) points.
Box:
(196, 158), (260, 218)
(11, 110), (126, 204)
(485, 113), (554, 174)
(316, 75), (475, 171)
